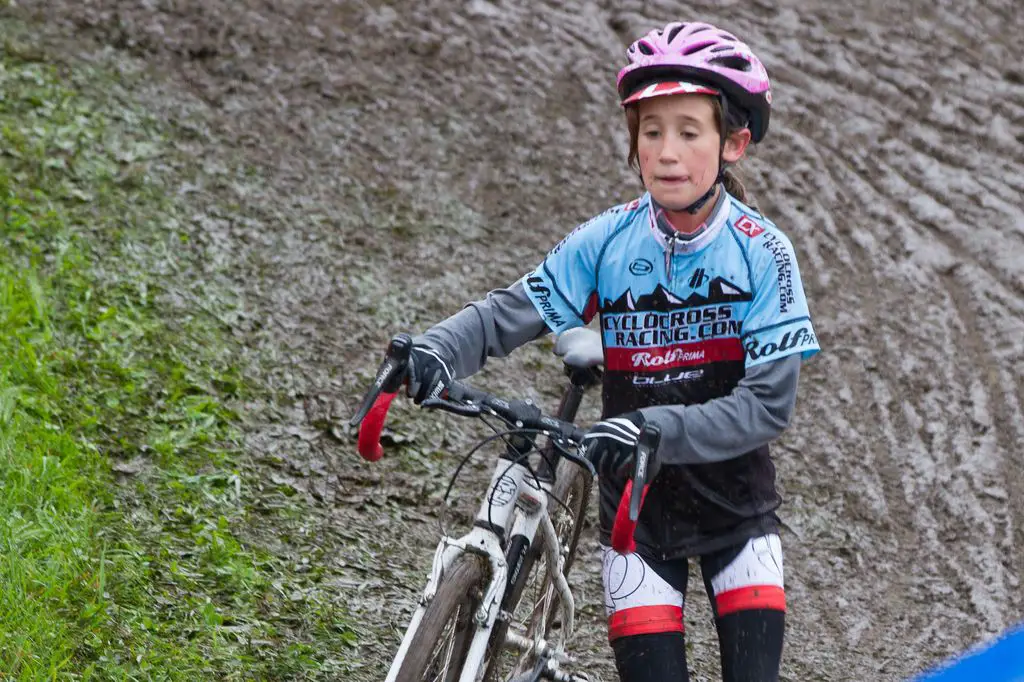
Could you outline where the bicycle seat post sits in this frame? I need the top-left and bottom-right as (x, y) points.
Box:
(557, 366), (601, 424)
(551, 327), (604, 424)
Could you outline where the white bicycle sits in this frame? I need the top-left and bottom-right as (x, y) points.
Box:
(350, 330), (659, 682)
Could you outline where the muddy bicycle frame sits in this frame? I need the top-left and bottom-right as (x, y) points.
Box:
(387, 384), (592, 681)
(352, 331), (657, 682)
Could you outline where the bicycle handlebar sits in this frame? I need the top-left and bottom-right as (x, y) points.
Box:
(349, 333), (414, 461)
(609, 422), (660, 554)
(439, 381), (588, 444)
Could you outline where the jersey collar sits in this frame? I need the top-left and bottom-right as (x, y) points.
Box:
(647, 190), (729, 256)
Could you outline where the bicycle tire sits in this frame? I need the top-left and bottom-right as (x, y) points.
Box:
(394, 555), (488, 682)
(482, 457), (592, 681)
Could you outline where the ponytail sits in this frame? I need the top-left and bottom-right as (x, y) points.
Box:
(715, 99), (760, 213)
(723, 167), (758, 213)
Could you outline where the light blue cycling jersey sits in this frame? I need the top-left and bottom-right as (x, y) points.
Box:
(524, 190), (819, 406)
(416, 188), (821, 557)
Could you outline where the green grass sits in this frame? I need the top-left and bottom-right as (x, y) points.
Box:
(0, 43), (356, 678)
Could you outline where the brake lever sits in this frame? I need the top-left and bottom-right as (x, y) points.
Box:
(549, 436), (596, 477)
(629, 423), (661, 522)
(349, 333), (413, 427)
(562, 449), (597, 478)
(420, 397), (483, 418)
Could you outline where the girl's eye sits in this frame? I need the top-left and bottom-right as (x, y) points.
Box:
(682, 130), (699, 140)
(642, 130), (661, 139)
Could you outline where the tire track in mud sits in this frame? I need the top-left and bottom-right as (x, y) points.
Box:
(767, 3), (1024, 675)
(818, 134), (1024, 651)
(671, 0), (1024, 674)
(13, 0), (1024, 679)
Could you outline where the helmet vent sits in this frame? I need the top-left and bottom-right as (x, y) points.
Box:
(682, 40), (716, 55)
(666, 25), (686, 42)
(710, 56), (752, 71)
(637, 40), (655, 55)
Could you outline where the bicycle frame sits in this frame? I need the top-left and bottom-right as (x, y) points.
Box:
(356, 331), (656, 682)
(386, 368), (599, 682)
(385, 460), (571, 682)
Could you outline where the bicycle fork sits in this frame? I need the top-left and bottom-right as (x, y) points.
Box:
(385, 459), (543, 682)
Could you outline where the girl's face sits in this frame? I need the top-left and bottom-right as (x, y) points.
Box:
(636, 95), (748, 211)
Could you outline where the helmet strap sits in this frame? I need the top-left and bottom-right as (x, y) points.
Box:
(679, 173), (721, 214)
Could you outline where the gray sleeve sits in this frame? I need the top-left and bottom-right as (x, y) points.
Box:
(413, 280), (550, 379)
(641, 354), (802, 465)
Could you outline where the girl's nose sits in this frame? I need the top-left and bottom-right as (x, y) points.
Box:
(659, 142), (681, 164)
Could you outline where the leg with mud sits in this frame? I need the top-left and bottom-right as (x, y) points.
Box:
(710, 609), (785, 682)
(700, 537), (786, 682)
(611, 632), (691, 681)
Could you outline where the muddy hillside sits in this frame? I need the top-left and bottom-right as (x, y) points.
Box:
(16, 0), (1024, 679)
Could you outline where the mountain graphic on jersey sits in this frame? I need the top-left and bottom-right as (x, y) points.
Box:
(602, 279), (752, 313)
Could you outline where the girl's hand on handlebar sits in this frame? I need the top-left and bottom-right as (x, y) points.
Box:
(406, 345), (455, 404)
(583, 410), (658, 481)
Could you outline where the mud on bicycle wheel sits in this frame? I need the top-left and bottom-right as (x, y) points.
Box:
(394, 555), (489, 682)
(482, 457), (592, 681)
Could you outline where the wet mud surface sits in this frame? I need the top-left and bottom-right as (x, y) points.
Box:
(13, 0), (1024, 679)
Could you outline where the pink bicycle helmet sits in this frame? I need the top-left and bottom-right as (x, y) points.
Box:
(616, 22), (772, 142)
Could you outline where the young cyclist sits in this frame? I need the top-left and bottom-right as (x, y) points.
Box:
(395, 20), (820, 682)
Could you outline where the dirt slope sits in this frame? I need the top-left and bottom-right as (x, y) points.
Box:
(13, 0), (1024, 679)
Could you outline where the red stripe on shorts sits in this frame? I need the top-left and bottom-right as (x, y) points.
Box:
(608, 605), (684, 641)
(716, 585), (786, 616)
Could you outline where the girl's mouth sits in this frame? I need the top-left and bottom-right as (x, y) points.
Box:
(657, 176), (688, 185)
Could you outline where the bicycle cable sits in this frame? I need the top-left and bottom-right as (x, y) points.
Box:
(477, 413), (585, 516)
(438, 427), (546, 537)
(476, 414), (586, 526)
(438, 424), (583, 538)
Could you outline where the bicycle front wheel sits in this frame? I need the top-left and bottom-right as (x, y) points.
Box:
(394, 555), (488, 682)
(482, 457), (592, 681)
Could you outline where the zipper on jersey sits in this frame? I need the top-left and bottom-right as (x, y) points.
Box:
(664, 231), (678, 281)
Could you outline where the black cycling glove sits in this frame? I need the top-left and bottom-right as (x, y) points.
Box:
(406, 344), (454, 405)
(583, 410), (647, 481)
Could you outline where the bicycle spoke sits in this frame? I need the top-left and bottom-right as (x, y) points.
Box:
(425, 603), (463, 682)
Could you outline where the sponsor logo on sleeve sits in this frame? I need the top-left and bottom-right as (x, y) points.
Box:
(735, 215), (765, 238)
(745, 326), (817, 362)
(526, 275), (566, 327)
(761, 233), (795, 314)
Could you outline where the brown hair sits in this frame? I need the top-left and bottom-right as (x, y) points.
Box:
(625, 96), (758, 211)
